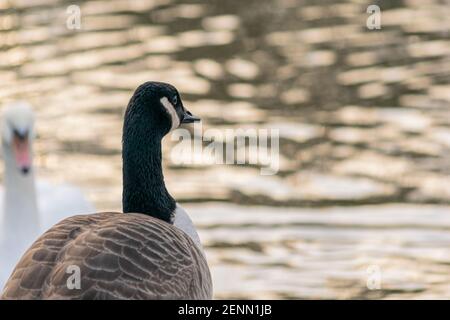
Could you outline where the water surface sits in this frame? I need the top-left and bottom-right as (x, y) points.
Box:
(0, 0), (449, 299)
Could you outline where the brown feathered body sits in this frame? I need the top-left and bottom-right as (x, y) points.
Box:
(1, 212), (212, 300)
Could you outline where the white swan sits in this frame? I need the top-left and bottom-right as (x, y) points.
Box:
(0, 101), (94, 289)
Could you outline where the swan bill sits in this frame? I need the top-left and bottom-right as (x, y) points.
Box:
(12, 132), (31, 174)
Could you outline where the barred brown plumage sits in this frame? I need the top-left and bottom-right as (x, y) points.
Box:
(2, 212), (212, 299)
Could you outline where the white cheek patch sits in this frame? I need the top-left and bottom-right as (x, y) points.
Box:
(160, 97), (180, 131)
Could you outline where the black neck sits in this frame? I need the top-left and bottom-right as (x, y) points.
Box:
(122, 106), (176, 223)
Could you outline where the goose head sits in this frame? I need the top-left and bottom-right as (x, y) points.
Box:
(1, 101), (35, 175)
(124, 81), (200, 139)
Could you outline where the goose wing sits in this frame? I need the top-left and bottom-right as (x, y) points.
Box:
(1, 212), (212, 300)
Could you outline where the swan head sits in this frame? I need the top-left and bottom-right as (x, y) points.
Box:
(1, 101), (35, 175)
(125, 81), (200, 138)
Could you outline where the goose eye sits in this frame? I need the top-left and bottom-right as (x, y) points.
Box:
(172, 96), (178, 106)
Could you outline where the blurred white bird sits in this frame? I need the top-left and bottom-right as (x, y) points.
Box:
(0, 101), (94, 289)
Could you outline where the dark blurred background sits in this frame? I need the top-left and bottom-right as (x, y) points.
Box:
(0, 0), (449, 299)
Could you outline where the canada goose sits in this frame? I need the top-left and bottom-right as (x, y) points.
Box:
(0, 102), (94, 289)
(1, 82), (212, 300)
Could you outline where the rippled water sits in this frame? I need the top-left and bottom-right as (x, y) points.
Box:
(0, 0), (449, 299)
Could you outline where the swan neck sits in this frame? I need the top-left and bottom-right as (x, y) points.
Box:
(1, 141), (40, 237)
